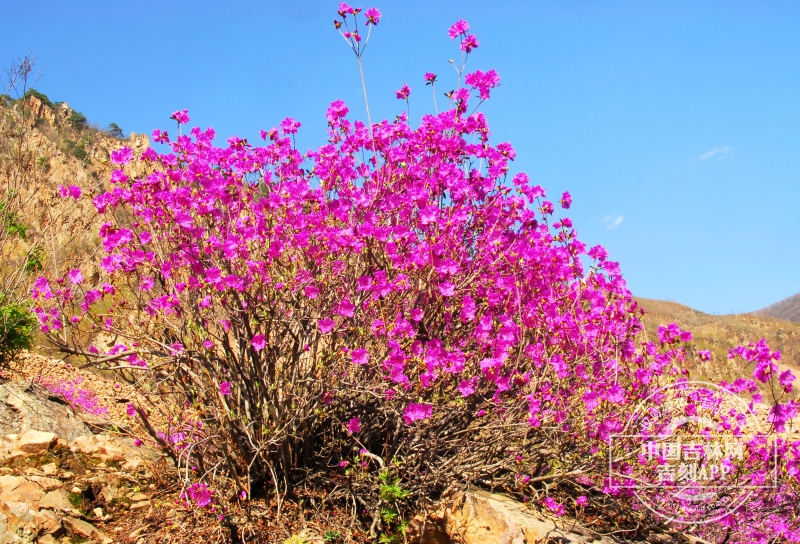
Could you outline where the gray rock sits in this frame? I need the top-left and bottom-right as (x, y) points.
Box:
(0, 383), (91, 442)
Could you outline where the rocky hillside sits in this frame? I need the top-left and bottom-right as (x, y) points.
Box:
(0, 90), (149, 305)
(637, 297), (800, 389)
(758, 292), (800, 324)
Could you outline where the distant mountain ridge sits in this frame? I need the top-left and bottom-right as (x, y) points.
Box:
(757, 292), (800, 323)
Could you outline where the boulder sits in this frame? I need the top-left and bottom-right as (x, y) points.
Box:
(23, 479), (61, 493)
(0, 477), (44, 505)
(14, 432), (56, 455)
(0, 383), (92, 444)
(69, 435), (151, 471)
(408, 490), (711, 544)
(32, 509), (61, 536)
(0, 532), (24, 544)
(409, 490), (614, 544)
(61, 516), (111, 543)
(38, 490), (81, 517)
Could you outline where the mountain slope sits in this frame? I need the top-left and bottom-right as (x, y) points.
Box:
(758, 292), (800, 324)
(637, 297), (800, 388)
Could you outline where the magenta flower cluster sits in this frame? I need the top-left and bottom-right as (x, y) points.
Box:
(36, 376), (108, 417)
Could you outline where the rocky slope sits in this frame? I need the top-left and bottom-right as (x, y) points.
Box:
(0, 378), (158, 544)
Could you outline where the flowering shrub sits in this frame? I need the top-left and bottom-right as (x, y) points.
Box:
(30, 5), (799, 542)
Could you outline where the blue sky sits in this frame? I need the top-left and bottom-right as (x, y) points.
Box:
(2, 0), (798, 314)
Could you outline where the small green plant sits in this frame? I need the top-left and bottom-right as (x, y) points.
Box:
(107, 122), (124, 138)
(322, 530), (341, 543)
(0, 300), (35, 368)
(24, 246), (44, 273)
(377, 470), (410, 544)
(64, 138), (89, 162)
(0, 199), (27, 238)
(37, 156), (50, 173)
(67, 111), (87, 131)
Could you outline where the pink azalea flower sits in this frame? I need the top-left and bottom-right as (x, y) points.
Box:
(152, 128), (169, 143)
(768, 401), (797, 433)
(319, 318), (335, 334)
(338, 2), (355, 16)
(438, 281), (455, 297)
(461, 34), (479, 53)
(219, 382), (232, 395)
(458, 379), (475, 397)
(305, 284), (320, 299)
(337, 299), (356, 318)
(560, 191), (572, 209)
(66, 269), (84, 284)
(364, 7), (381, 25)
(395, 83), (411, 100)
(542, 497), (565, 516)
(184, 482), (212, 508)
(351, 348), (369, 365)
(779, 369), (796, 391)
(424, 72), (437, 83)
(251, 334), (266, 351)
(110, 147), (133, 164)
(448, 19), (470, 39)
(346, 417), (361, 434)
(58, 185), (82, 199)
(582, 391), (599, 412)
(280, 117), (301, 134)
(170, 109), (190, 125)
(402, 403), (433, 425)
(326, 100), (350, 124)
(357, 275), (372, 290)
(126, 403), (136, 418)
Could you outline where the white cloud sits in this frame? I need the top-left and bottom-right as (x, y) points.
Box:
(700, 145), (732, 160)
(603, 215), (624, 230)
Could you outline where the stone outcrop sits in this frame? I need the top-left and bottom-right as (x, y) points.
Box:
(0, 382), (93, 443)
(408, 490), (709, 544)
(408, 490), (615, 544)
(0, 380), (161, 543)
